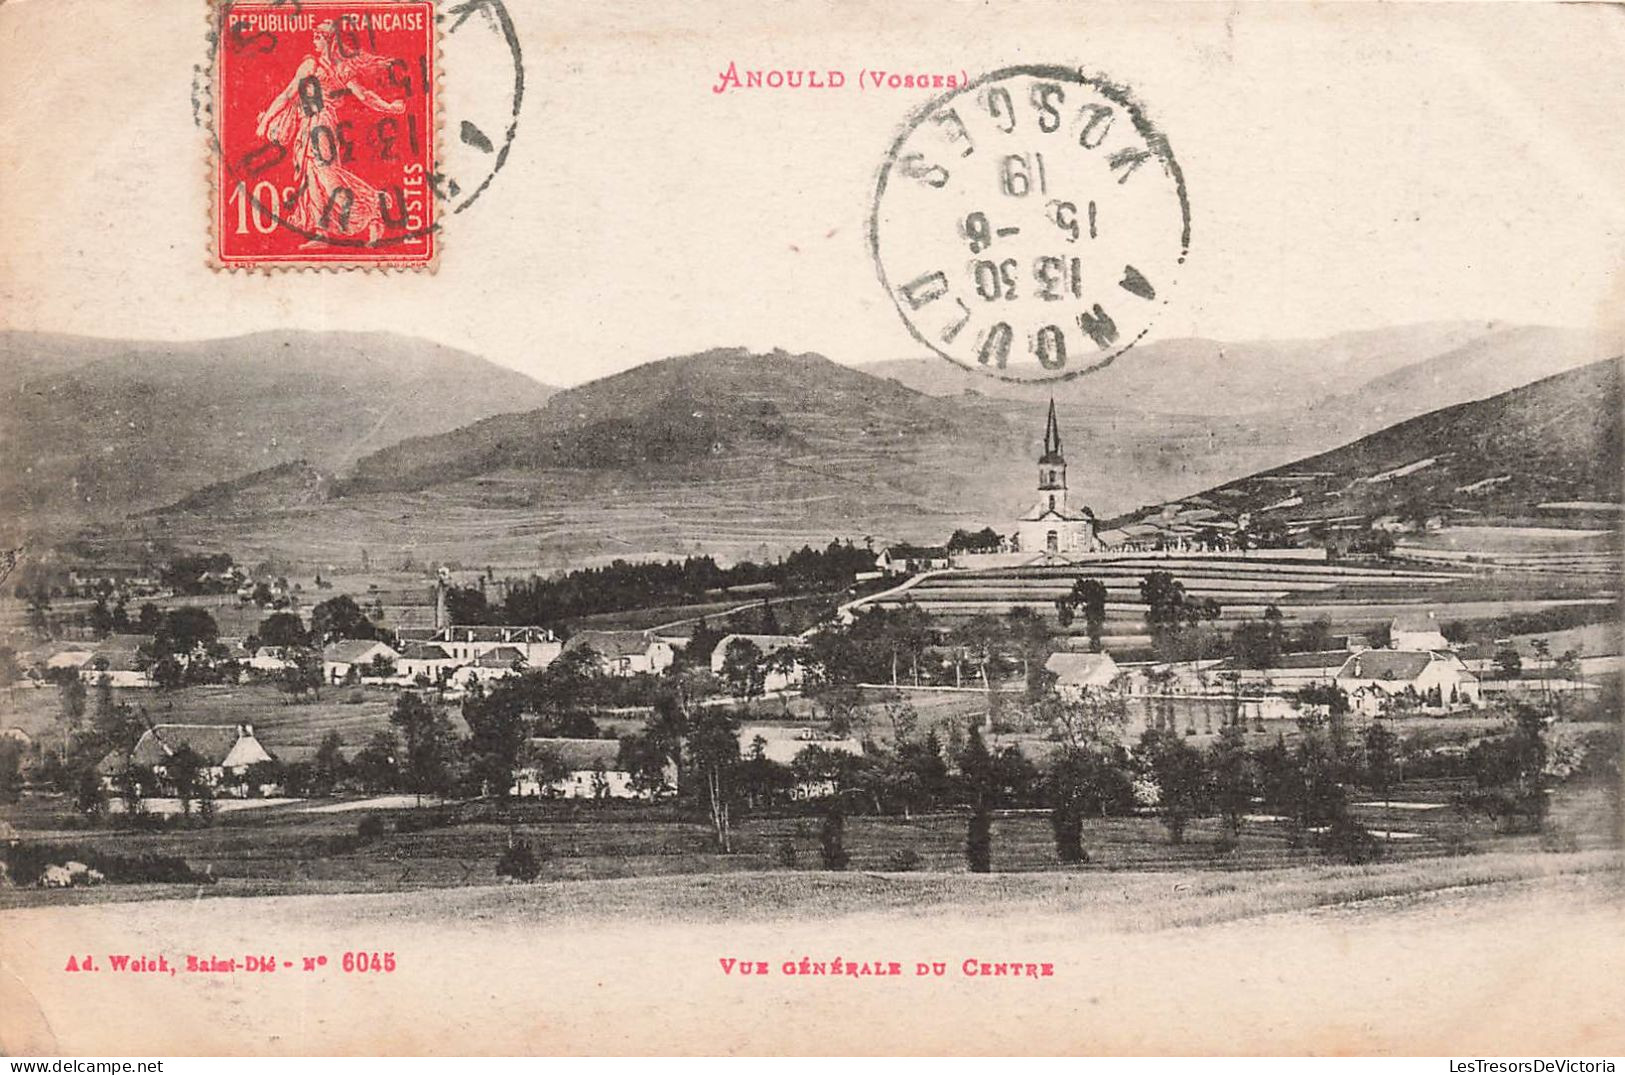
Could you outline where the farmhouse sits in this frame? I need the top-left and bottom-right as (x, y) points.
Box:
(96, 723), (278, 797)
(246, 646), (294, 674)
(710, 634), (807, 692)
(1335, 650), (1482, 714)
(405, 625), (561, 668)
(1044, 652), (1121, 695)
(1390, 612), (1452, 651)
(322, 639), (401, 683)
(1014, 400), (1097, 556)
(395, 642), (459, 683)
(876, 544), (950, 576)
(739, 727), (863, 798)
(510, 737), (661, 799)
(562, 630), (674, 677)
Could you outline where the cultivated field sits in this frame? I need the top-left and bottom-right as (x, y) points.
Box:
(1, 851), (1620, 1054)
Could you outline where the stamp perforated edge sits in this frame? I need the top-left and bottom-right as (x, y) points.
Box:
(203, 0), (444, 274)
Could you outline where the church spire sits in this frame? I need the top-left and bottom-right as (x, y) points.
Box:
(1039, 398), (1065, 465)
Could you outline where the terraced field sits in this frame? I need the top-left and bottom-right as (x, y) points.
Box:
(854, 553), (1618, 645)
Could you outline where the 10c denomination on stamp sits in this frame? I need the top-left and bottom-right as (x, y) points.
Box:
(213, 0), (436, 268)
(870, 66), (1190, 382)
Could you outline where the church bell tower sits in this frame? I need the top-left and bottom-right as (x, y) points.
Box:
(1038, 398), (1067, 515)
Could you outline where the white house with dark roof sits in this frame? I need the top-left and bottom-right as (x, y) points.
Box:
(1335, 650), (1481, 714)
(322, 639), (400, 683)
(96, 723), (277, 797)
(509, 737), (665, 799)
(710, 633), (807, 692)
(421, 625), (561, 668)
(396, 642), (459, 683)
(561, 630), (674, 677)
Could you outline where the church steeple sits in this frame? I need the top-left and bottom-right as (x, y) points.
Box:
(1039, 398), (1064, 465)
(1037, 398), (1067, 500)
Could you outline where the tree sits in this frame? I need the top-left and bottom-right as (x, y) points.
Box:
(388, 693), (457, 803)
(463, 683), (527, 798)
(1137, 729), (1209, 843)
(445, 586), (491, 626)
(0, 739), (23, 804)
(1046, 747), (1094, 863)
(686, 707), (742, 852)
(164, 744), (208, 817)
(88, 597), (114, 638)
(720, 637), (765, 700)
(351, 731), (401, 793)
(1493, 644), (1523, 679)
(1362, 722), (1401, 841)
(1057, 578), (1108, 650)
(312, 731), (347, 794)
(154, 607), (219, 656)
(311, 595), (377, 643)
(1460, 703), (1550, 833)
(278, 647), (323, 702)
(1206, 724), (1255, 840)
(520, 743), (571, 796)
(257, 612), (308, 648)
(135, 602), (163, 634)
(26, 590), (53, 639)
(819, 802), (850, 870)
(151, 655), (186, 690)
(959, 726), (997, 872)
(58, 675), (88, 736)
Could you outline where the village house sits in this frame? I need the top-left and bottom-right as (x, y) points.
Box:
(738, 726), (864, 799)
(509, 737), (664, 799)
(876, 544), (952, 576)
(1389, 612), (1453, 652)
(1044, 651), (1122, 697)
(80, 651), (153, 689)
(321, 639), (401, 683)
(1334, 649), (1482, 715)
(96, 723), (278, 799)
(395, 642), (460, 683)
(710, 634), (807, 693)
(561, 630), (674, 677)
(245, 645), (294, 674)
(400, 625), (562, 668)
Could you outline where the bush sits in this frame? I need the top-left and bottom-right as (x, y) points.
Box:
(884, 848), (923, 872)
(819, 809), (849, 870)
(1, 842), (213, 886)
(496, 839), (541, 882)
(774, 839), (798, 868)
(966, 808), (992, 873)
(344, 690), (367, 705)
(357, 815), (386, 841)
(1316, 812), (1382, 864)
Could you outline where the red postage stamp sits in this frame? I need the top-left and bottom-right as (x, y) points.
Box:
(212, 0), (436, 268)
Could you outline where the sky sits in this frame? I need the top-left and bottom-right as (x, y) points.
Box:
(2, 0), (1623, 387)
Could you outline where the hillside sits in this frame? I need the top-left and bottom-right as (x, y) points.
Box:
(340, 347), (995, 494)
(864, 322), (1615, 430)
(0, 330), (556, 529)
(1168, 356), (1624, 530)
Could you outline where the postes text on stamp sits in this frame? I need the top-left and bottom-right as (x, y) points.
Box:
(870, 66), (1190, 382)
(213, 1), (436, 268)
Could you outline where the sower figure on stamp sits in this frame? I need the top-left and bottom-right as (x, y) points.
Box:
(254, 18), (406, 247)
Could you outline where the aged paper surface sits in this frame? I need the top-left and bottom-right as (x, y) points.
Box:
(1, 0), (1623, 1056)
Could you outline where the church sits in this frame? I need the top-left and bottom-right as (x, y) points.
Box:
(1014, 400), (1098, 555)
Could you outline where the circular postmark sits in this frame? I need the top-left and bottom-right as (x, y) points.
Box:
(869, 66), (1189, 382)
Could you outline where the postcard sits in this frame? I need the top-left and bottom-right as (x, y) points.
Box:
(0, 0), (1622, 1058)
